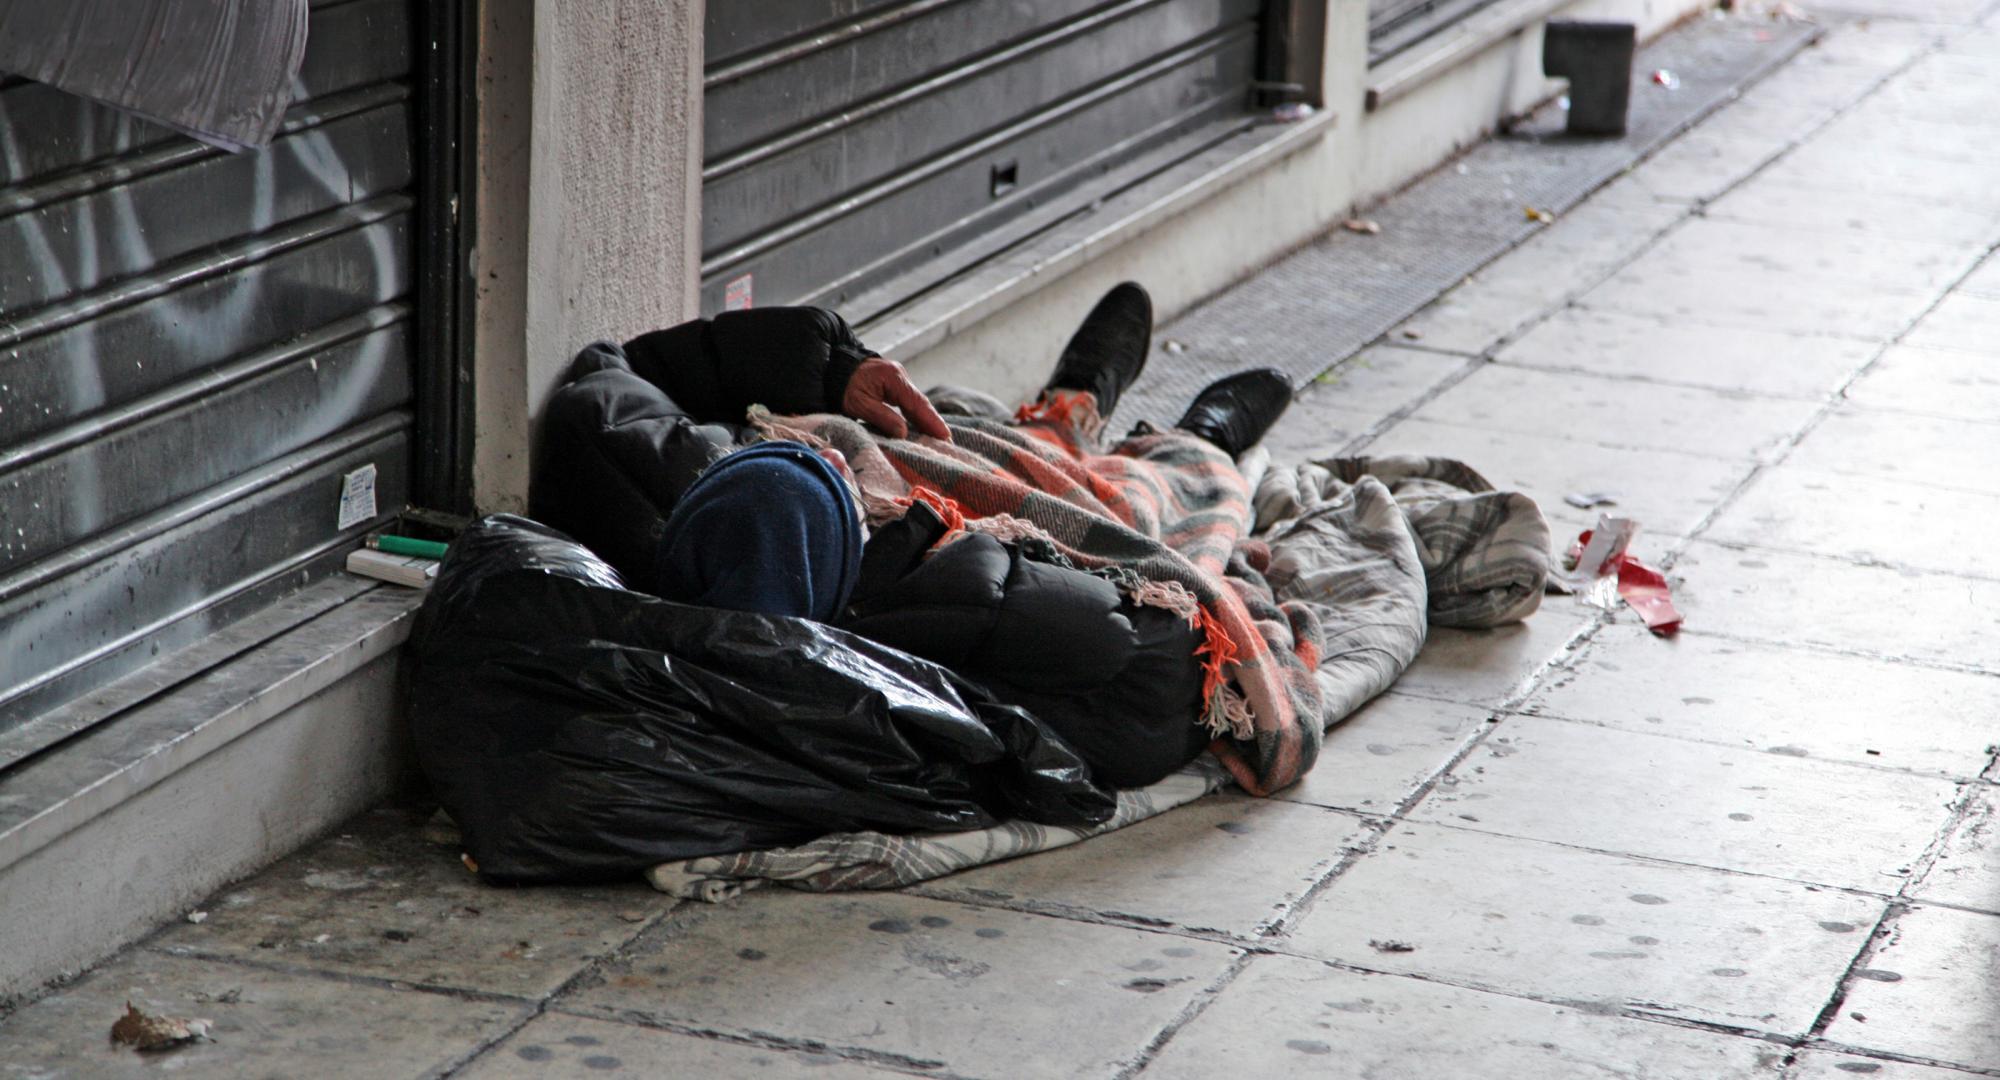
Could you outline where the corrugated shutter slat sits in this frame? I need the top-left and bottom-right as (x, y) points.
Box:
(701, 0), (1264, 316)
(0, 0), (417, 732)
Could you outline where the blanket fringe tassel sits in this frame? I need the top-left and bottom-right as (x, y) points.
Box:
(1119, 578), (1251, 741)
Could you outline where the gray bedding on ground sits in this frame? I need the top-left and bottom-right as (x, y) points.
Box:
(646, 451), (1547, 899)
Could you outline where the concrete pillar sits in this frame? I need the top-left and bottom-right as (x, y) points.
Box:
(471, 0), (705, 513)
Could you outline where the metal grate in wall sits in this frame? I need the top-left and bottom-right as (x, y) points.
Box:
(1369, 0), (1506, 64)
(0, 0), (416, 749)
(700, 0), (1265, 318)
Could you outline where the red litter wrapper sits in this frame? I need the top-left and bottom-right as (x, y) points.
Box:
(1566, 521), (1683, 637)
(1616, 557), (1682, 636)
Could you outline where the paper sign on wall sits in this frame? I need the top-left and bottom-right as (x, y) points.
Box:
(337, 464), (378, 530)
(724, 274), (754, 311)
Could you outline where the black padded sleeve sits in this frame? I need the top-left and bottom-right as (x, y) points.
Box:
(620, 307), (876, 423)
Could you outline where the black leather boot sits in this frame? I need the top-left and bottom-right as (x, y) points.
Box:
(1043, 282), (1152, 417)
(1174, 368), (1293, 459)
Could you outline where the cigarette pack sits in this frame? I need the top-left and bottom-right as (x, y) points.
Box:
(345, 547), (439, 589)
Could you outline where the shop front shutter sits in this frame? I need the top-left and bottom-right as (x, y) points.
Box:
(1368, 0), (1506, 64)
(700, 0), (1267, 318)
(0, 0), (419, 744)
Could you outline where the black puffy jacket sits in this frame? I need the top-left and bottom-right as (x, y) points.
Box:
(533, 307), (873, 597)
(534, 308), (1211, 789)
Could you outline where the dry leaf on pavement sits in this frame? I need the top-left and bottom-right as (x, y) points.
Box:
(109, 1002), (212, 1052)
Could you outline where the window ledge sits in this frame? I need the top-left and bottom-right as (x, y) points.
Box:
(0, 580), (423, 877)
(1365, 0), (1570, 112)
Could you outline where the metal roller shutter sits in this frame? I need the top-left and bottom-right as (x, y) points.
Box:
(1369, 0), (1505, 64)
(700, 0), (1267, 317)
(0, 0), (419, 741)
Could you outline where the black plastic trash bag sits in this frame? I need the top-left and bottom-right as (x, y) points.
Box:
(405, 515), (1115, 883)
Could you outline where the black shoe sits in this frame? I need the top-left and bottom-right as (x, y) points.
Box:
(1043, 282), (1152, 417)
(1175, 368), (1293, 458)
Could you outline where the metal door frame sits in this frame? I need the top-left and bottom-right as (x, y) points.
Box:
(413, 0), (478, 518)
(1259, 0), (1325, 108)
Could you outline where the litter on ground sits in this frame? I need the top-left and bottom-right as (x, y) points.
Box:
(109, 1003), (211, 1053)
(1562, 515), (1684, 636)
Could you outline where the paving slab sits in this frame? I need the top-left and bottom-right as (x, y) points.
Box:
(1411, 364), (1818, 460)
(1259, 400), (1378, 464)
(1953, 254), (2000, 298)
(1760, 142), (2000, 205)
(0, 948), (526, 1079)
(1815, 111), (2000, 170)
(1822, 904), (2000, 1071)
(1298, 343), (1468, 416)
(1846, 343), (2000, 421)
(1802, 0), (1991, 22)
(1283, 822), (1882, 1034)
(1455, 185), (1689, 291)
(559, 890), (1239, 1079)
(1786, 406), (2000, 499)
(1392, 278), (1557, 356)
(1707, 466), (2000, 579)
(1529, 624), (2000, 779)
(1912, 785), (2000, 915)
(456, 1013), (908, 1079)
(1733, 50), (1901, 114)
(1790, 1050), (1990, 1080)
(1138, 953), (1787, 1080)
(1659, 541), (2000, 671)
(1578, 265), (1926, 343)
(151, 808), (671, 999)
(1277, 693), (1493, 815)
(1866, 59), (2000, 130)
(1819, 46), (2000, 102)
(1903, 292), (2000, 355)
(1495, 307), (1874, 399)
(1389, 607), (1591, 708)
(1703, 180), (2000, 246)
(1258, 344), (1467, 462)
(1613, 216), (1985, 296)
(1695, 98), (1840, 146)
(1622, 131), (1785, 204)
(1893, 44), (2000, 80)
(1943, 22), (2000, 56)
(1838, 92), (2000, 145)
(1411, 715), (1957, 891)
(1791, 17), (1949, 69)
(1367, 416), (1753, 537)
(911, 792), (1370, 938)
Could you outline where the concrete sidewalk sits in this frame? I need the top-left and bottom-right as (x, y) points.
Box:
(6, 4), (2000, 1077)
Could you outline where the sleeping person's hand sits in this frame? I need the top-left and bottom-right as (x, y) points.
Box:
(842, 356), (953, 442)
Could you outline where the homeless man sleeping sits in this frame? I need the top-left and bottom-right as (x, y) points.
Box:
(406, 283), (1342, 882)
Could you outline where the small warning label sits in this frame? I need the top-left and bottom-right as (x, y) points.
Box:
(337, 463), (378, 530)
(724, 274), (754, 311)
